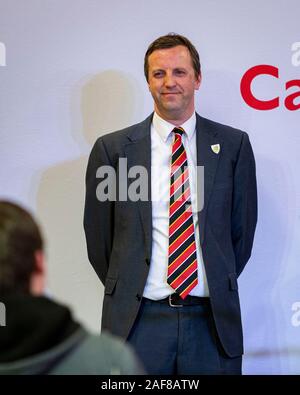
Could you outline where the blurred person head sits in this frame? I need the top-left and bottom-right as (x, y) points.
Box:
(0, 201), (144, 374)
(0, 201), (45, 296)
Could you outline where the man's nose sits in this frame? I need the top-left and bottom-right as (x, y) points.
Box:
(164, 73), (176, 88)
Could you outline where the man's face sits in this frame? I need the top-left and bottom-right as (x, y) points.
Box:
(147, 45), (201, 123)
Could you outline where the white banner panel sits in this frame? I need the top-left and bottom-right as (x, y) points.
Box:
(0, 0), (299, 374)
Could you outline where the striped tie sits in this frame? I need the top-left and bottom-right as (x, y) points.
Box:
(167, 127), (198, 299)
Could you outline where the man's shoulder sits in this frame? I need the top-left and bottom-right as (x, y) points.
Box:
(94, 114), (153, 146)
(197, 114), (248, 142)
(55, 330), (144, 374)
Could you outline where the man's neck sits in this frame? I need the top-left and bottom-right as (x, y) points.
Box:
(154, 109), (195, 127)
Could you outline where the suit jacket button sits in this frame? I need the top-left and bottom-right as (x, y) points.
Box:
(136, 294), (142, 301)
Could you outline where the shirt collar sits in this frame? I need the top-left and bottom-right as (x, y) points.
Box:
(152, 112), (196, 143)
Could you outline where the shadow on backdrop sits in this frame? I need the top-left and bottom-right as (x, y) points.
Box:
(36, 70), (143, 332)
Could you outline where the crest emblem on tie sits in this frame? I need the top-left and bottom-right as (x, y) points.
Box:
(211, 144), (220, 154)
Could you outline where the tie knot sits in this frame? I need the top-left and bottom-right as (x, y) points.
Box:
(173, 127), (185, 138)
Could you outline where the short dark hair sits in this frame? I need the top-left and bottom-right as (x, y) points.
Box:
(144, 33), (201, 82)
(0, 201), (43, 294)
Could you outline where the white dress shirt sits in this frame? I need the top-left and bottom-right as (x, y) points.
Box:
(143, 112), (209, 300)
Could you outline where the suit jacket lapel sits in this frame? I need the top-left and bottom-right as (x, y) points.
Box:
(124, 114), (153, 260)
(123, 113), (222, 256)
(196, 114), (222, 245)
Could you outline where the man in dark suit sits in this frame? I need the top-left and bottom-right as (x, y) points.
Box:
(84, 33), (257, 374)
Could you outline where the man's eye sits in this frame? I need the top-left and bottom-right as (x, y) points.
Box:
(175, 70), (186, 75)
(154, 72), (163, 78)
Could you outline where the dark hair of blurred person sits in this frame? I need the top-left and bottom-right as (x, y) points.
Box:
(0, 201), (144, 375)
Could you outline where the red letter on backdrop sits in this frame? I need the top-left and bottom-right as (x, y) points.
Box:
(240, 65), (279, 110)
(285, 80), (300, 111)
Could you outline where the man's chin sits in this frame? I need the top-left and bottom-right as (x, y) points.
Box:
(156, 106), (185, 120)
(160, 102), (182, 112)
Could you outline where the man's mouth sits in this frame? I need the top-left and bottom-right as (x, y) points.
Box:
(161, 92), (180, 96)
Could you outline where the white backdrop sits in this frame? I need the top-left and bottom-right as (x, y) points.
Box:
(0, 0), (299, 374)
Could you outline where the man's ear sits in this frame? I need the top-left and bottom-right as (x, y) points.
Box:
(195, 74), (202, 90)
(34, 250), (45, 275)
(30, 250), (46, 296)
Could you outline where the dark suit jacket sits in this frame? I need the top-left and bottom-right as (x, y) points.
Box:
(84, 113), (257, 357)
